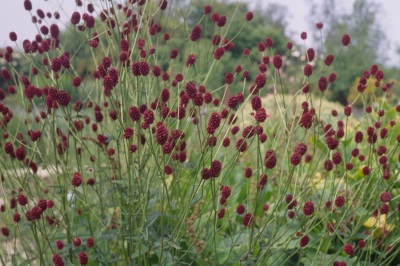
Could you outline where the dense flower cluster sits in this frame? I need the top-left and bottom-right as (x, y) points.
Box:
(0, 1), (398, 265)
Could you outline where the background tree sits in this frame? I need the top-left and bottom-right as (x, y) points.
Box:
(310, 0), (388, 105)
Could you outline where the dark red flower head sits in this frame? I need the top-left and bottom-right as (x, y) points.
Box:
(24, 0), (32, 11)
(300, 234), (309, 247)
(344, 106), (352, 116)
(9, 32), (17, 42)
(52, 254), (64, 266)
(306, 48), (315, 62)
(264, 150), (277, 169)
(190, 25), (202, 41)
(242, 213), (253, 226)
(318, 76), (328, 92)
(71, 11), (81, 25)
(265, 37), (274, 47)
(159, 0), (168, 10)
(341, 34), (351, 46)
(72, 172), (82, 187)
(299, 111), (313, 129)
(335, 195), (345, 207)
(78, 251), (88, 265)
(324, 54), (334, 66)
(204, 5), (212, 15)
(303, 64), (313, 76)
(380, 192), (391, 203)
(245, 12), (253, 21)
(217, 15), (227, 27)
(290, 152), (302, 166)
(272, 55), (282, 69)
(343, 243), (354, 256)
(302, 201), (314, 216)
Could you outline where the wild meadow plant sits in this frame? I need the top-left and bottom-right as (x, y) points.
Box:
(0, 0), (400, 265)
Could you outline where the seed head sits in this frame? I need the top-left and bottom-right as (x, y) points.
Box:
(78, 251), (88, 265)
(324, 54), (334, 66)
(272, 55), (283, 69)
(299, 111), (313, 129)
(303, 64), (313, 76)
(72, 172), (82, 187)
(303, 201), (314, 216)
(254, 108), (267, 122)
(190, 25), (202, 41)
(244, 167), (252, 178)
(128, 106), (140, 122)
(332, 152), (342, 165)
(186, 54), (196, 67)
(254, 73), (267, 88)
(13, 212), (21, 223)
(380, 203), (389, 214)
(236, 204), (245, 215)
(335, 196), (345, 207)
(72, 77), (82, 87)
(326, 136), (339, 150)
(220, 186), (231, 199)
(264, 150), (277, 169)
(343, 243), (354, 256)
(210, 160), (222, 177)
(56, 240), (64, 250)
(52, 254), (64, 266)
(86, 237), (94, 248)
(362, 166), (370, 176)
(204, 5), (212, 15)
(236, 138), (248, 152)
(217, 208), (226, 219)
(380, 192), (391, 203)
(318, 76), (328, 91)
(307, 48), (315, 62)
(290, 152), (302, 166)
(15, 146), (26, 161)
(251, 96), (262, 111)
(56, 90), (71, 106)
(214, 47), (225, 60)
(324, 159), (334, 171)
(295, 143), (307, 156)
(341, 34), (351, 46)
(4, 142), (14, 154)
(265, 37), (274, 47)
(245, 12), (253, 21)
(71, 11), (81, 25)
(222, 137), (230, 147)
(288, 211), (295, 219)
(242, 213), (253, 226)
(24, 0), (32, 11)
(300, 234), (310, 247)
(211, 12), (219, 22)
(9, 32), (17, 42)
(217, 15), (227, 27)
(344, 106), (352, 116)
(51, 57), (62, 72)
(1, 227), (9, 237)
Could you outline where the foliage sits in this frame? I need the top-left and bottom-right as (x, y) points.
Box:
(310, 0), (389, 105)
(0, 1), (400, 266)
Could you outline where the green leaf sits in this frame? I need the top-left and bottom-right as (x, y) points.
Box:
(310, 135), (327, 153)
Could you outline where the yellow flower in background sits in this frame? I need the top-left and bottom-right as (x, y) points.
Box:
(363, 214), (395, 238)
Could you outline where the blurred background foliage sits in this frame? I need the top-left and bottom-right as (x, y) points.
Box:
(0, 0), (399, 108)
